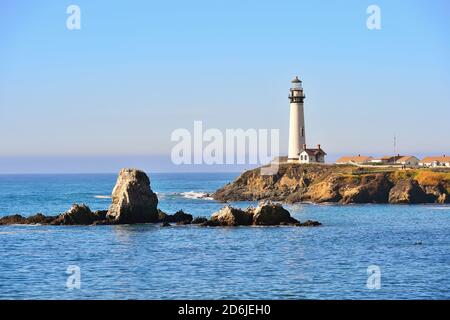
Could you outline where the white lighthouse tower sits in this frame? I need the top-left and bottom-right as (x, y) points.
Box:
(288, 76), (306, 162)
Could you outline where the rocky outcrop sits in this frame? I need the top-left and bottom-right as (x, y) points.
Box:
(0, 205), (102, 226)
(191, 217), (208, 224)
(388, 179), (429, 204)
(107, 169), (159, 224)
(210, 206), (253, 226)
(202, 203), (320, 227)
(51, 204), (102, 225)
(251, 203), (298, 225)
(213, 164), (450, 205)
(341, 174), (393, 204)
(157, 209), (194, 225)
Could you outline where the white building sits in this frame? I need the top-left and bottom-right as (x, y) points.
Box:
(287, 76), (326, 164)
(395, 156), (419, 167)
(299, 144), (327, 164)
(335, 155), (373, 165)
(419, 156), (450, 168)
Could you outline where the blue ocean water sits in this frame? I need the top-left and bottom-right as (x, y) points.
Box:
(0, 173), (449, 300)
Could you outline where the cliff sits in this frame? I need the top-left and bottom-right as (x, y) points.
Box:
(212, 164), (450, 204)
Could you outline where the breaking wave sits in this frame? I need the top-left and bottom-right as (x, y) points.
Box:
(94, 195), (111, 199)
(180, 191), (213, 200)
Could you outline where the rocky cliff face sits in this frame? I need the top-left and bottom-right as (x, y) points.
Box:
(212, 164), (450, 205)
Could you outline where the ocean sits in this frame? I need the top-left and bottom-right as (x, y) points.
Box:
(0, 173), (449, 299)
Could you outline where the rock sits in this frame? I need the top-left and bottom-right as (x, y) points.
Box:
(437, 193), (449, 204)
(252, 202), (298, 225)
(205, 203), (308, 227)
(422, 184), (448, 203)
(26, 213), (57, 224)
(158, 209), (193, 224)
(92, 219), (115, 226)
(389, 179), (429, 204)
(158, 209), (168, 221)
(172, 210), (192, 224)
(191, 217), (208, 224)
(0, 214), (27, 225)
(161, 222), (171, 227)
(107, 169), (159, 224)
(0, 213), (57, 225)
(170, 210), (193, 224)
(210, 206), (253, 226)
(200, 219), (222, 227)
(341, 174), (392, 204)
(213, 163), (450, 205)
(303, 177), (341, 203)
(297, 220), (322, 227)
(51, 204), (99, 225)
(93, 210), (108, 221)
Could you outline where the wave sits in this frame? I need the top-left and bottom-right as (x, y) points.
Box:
(180, 191), (213, 200)
(94, 195), (111, 199)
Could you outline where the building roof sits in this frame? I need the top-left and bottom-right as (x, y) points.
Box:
(291, 76), (302, 83)
(336, 156), (372, 163)
(372, 155), (404, 162)
(395, 156), (418, 163)
(420, 156), (450, 163)
(300, 148), (327, 157)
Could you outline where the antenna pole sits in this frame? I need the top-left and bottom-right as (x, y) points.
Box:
(394, 135), (397, 165)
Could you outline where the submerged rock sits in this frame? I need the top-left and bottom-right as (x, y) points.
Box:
(107, 169), (159, 224)
(297, 220), (322, 227)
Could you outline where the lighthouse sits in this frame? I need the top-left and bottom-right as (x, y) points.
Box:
(288, 76), (306, 162)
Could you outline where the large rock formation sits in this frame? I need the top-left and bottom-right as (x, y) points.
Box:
(107, 169), (159, 224)
(213, 164), (450, 205)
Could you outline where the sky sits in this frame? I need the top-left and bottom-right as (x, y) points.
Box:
(0, 0), (449, 173)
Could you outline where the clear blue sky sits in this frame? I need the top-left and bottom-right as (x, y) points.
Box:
(1, 0), (449, 173)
